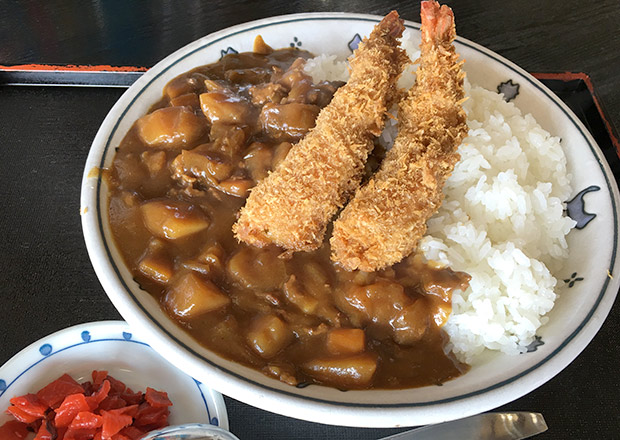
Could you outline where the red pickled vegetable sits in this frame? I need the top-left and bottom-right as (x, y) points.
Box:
(86, 380), (111, 410)
(134, 403), (169, 430)
(70, 411), (103, 430)
(36, 374), (84, 408)
(119, 426), (146, 440)
(31, 418), (44, 433)
(34, 422), (53, 440)
(120, 389), (143, 406)
(92, 370), (109, 386)
(0, 420), (29, 439)
(98, 395), (127, 411)
(55, 394), (91, 427)
(64, 427), (97, 440)
(9, 393), (48, 419)
(6, 404), (40, 424)
(1, 370), (172, 439)
(114, 404), (139, 419)
(105, 376), (126, 394)
(144, 387), (172, 408)
(101, 409), (133, 439)
(56, 426), (68, 440)
(81, 381), (94, 396)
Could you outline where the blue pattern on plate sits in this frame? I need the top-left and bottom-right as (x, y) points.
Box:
(525, 336), (544, 353)
(564, 272), (584, 288)
(0, 379), (6, 392)
(39, 344), (52, 356)
(81, 331), (91, 342)
(290, 36), (302, 48)
(123, 331), (132, 340)
(566, 185), (600, 229)
(220, 47), (238, 58)
(348, 33), (362, 52)
(497, 80), (520, 102)
(211, 416), (219, 425)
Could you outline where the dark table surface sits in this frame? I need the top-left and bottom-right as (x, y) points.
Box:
(1, 1), (619, 439)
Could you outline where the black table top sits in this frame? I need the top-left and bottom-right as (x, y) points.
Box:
(1, 1), (619, 439)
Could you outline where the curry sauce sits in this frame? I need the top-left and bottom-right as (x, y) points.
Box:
(108, 47), (470, 390)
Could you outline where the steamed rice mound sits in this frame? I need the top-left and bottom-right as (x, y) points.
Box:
(420, 81), (575, 361)
(305, 43), (575, 363)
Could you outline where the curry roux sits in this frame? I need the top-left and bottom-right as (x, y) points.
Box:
(108, 48), (470, 390)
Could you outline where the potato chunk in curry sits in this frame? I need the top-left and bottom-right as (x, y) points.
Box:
(259, 102), (320, 140)
(136, 106), (205, 148)
(247, 314), (294, 359)
(302, 353), (378, 389)
(199, 91), (254, 125)
(138, 239), (174, 284)
(140, 200), (209, 240)
(326, 328), (366, 355)
(165, 272), (230, 318)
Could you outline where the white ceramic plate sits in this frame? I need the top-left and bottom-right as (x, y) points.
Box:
(80, 13), (620, 427)
(0, 321), (228, 430)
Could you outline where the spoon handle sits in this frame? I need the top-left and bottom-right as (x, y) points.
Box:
(378, 412), (548, 440)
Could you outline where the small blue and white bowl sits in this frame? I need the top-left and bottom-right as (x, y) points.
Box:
(0, 321), (229, 432)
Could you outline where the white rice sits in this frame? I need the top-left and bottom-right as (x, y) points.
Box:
(421, 82), (575, 361)
(304, 36), (575, 362)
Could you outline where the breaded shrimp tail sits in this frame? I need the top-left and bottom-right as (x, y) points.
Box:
(330, 1), (468, 271)
(233, 12), (407, 252)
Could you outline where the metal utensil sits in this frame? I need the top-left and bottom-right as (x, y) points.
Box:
(378, 412), (547, 440)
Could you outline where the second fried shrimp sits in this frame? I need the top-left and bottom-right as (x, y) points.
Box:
(331, 1), (468, 271)
(233, 11), (407, 252)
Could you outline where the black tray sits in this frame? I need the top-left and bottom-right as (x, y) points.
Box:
(0, 69), (618, 439)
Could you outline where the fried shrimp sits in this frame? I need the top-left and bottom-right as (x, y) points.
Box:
(233, 11), (407, 252)
(331, 1), (468, 271)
